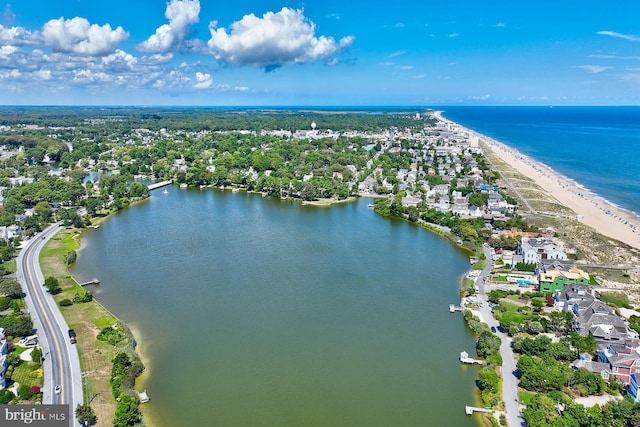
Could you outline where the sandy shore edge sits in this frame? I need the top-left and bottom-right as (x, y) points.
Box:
(432, 110), (640, 251)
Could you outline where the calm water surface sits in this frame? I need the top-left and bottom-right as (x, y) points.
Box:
(72, 188), (479, 426)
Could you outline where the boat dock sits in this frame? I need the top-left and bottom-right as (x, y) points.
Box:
(138, 390), (150, 403)
(148, 180), (173, 191)
(449, 304), (464, 312)
(465, 405), (493, 415)
(79, 278), (99, 286)
(460, 351), (483, 365)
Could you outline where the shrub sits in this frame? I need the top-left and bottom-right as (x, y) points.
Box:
(66, 251), (77, 265)
(0, 389), (13, 404)
(60, 299), (73, 307)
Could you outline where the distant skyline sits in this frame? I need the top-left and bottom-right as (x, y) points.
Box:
(1, 0), (639, 106)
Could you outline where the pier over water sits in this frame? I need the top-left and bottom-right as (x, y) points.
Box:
(147, 180), (173, 191)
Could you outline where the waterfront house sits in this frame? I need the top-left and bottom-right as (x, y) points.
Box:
(401, 195), (422, 207)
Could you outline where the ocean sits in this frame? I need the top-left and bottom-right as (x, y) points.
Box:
(438, 106), (640, 215)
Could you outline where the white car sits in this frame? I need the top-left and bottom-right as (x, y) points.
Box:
(54, 385), (61, 394)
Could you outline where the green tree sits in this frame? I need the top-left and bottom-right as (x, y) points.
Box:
(112, 393), (140, 427)
(76, 404), (97, 426)
(44, 276), (61, 294)
(0, 279), (22, 298)
(31, 347), (42, 363)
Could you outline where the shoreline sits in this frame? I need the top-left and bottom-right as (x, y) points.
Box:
(432, 110), (640, 252)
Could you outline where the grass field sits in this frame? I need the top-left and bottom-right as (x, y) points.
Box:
(40, 227), (121, 427)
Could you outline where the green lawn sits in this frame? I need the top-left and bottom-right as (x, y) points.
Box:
(10, 361), (42, 389)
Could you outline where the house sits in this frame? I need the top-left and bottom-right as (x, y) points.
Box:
(554, 284), (596, 311)
(519, 237), (567, 264)
(597, 342), (640, 385)
(574, 300), (637, 343)
(571, 353), (611, 381)
(401, 195), (422, 207)
(630, 373), (640, 401)
(539, 267), (590, 293)
(0, 328), (7, 389)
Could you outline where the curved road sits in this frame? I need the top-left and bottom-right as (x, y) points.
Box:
(476, 244), (525, 427)
(17, 223), (82, 426)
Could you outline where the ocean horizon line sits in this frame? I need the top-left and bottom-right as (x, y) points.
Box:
(1, 104), (640, 109)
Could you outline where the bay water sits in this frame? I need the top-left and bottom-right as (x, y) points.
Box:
(72, 189), (479, 426)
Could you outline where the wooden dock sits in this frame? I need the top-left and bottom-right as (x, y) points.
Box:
(449, 304), (464, 313)
(147, 180), (173, 191)
(79, 278), (99, 286)
(465, 405), (493, 415)
(460, 351), (484, 365)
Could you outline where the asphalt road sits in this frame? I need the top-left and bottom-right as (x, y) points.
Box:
(476, 244), (525, 427)
(17, 223), (82, 426)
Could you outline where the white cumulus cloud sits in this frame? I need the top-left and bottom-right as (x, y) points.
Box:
(42, 17), (128, 56)
(0, 24), (39, 46)
(207, 7), (354, 71)
(0, 44), (18, 59)
(193, 71), (213, 89)
(138, 0), (200, 53)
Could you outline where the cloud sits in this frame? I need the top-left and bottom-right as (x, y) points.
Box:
(207, 7), (354, 70)
(448, 33), (459, 38)
(0, 24), (39, 46)
(102, 49), (138, 72)
(33, 69), (52, 81)
(574, 65), (613, 74)
(42, 17), (128, 56)
(596, 31), (640, 42)
(0, 44), (18, 59)
(193, 71), (213, 89)
(2, 4), (15, 26)
(399, 65), (414, 70)
(589, 54), (640, 60)
(138, 0), (200, 53)
(387, 50), (406, 58)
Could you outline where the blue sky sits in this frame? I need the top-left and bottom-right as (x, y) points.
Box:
(1, 0), (639, 105)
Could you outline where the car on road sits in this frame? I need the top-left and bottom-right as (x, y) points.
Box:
(491, 326), (497, 333)
(54, 385), (61, 394)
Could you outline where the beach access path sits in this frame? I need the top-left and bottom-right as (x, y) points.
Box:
(433, 111), (640, 252)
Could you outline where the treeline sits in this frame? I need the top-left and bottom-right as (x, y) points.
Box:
(0, 107), (433, 132)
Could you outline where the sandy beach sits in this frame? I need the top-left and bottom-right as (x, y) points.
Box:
(433, 111), (640, 252)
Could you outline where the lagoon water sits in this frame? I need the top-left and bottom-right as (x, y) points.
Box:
(72, 189), (478, 426)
